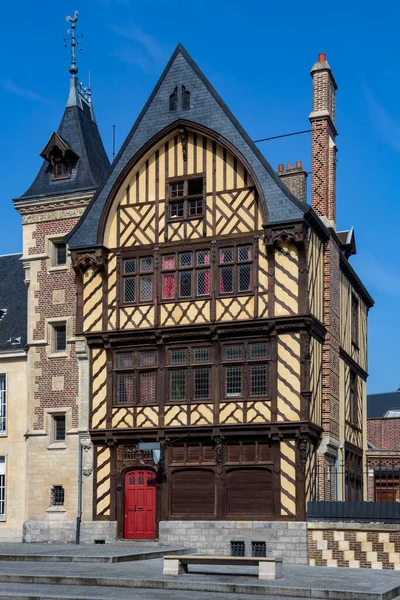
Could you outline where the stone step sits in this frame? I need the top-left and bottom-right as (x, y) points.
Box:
(0, 547), (191, 563)
(0, 572), (393, 600)
(0, 582), (325, 600)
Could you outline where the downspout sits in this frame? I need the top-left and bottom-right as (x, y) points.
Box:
(76, 437), (82, 544)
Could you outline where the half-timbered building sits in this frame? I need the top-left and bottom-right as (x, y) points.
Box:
(64, 46), (373, 543)
(5, 18), (373, 550)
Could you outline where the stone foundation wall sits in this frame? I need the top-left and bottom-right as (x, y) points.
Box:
(23, 521), (117, 544)
(159, 521), (308, 564)
(308, 522), (400, 569)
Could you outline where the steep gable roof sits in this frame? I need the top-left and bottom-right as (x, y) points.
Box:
(67, 44), (308, 249)
(16, 78), (110, 201)
(0, 254), (27, 352)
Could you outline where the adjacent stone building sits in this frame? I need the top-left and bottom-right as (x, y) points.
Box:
(0, 254), (27, 541)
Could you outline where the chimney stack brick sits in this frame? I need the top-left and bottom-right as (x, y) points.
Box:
(309, 53), (338, 227)
(276, 161), (307, 203)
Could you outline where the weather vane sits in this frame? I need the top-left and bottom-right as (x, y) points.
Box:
(64, 12), (91, 103)
(64, 11), (82, 77)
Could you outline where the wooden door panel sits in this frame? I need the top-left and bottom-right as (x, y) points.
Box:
(124, 469), (156, 539)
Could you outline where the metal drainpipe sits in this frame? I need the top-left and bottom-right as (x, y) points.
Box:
(76, 436), (82, 544)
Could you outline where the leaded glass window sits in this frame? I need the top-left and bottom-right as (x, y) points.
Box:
(219, 242), (253, 295)
(114, 349), (157, 406)
(122, 255), (153, 304)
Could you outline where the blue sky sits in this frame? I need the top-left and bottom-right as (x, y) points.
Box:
(1, 0), (399, 393)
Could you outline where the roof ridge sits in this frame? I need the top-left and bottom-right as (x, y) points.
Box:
(0, 252), (22, 258)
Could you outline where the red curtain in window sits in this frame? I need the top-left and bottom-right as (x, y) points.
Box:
(163, 256), (175, 269)
(162, 274), (175, 299)
(220, 250), (225, 293)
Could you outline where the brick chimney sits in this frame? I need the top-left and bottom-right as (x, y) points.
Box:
(277, 161), (307, 202)
(309, 53), (338, 227)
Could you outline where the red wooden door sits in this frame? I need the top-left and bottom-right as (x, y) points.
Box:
(124, 469), (156, 539)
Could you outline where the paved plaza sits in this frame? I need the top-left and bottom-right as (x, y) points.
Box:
(0, 544), (398, 599)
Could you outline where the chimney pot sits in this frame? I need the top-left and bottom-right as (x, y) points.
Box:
(296, 160), (302, 169)
(287, 163), (293, 170)
(318, 52), (327, 63)
(278, 164), (284, 172)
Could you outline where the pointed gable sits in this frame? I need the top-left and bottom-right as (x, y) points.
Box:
(16, 79), (110, 201)
(67, 45), (308, 249)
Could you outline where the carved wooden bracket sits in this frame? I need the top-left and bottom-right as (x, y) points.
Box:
(264, 222), (306, 249)
(179, 127), (188, 162)
(71, 247), (108, 275)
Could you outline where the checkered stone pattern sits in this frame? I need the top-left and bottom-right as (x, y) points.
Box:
(308, 529), (400, 570)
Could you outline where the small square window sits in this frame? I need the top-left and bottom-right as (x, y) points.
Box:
(197, 250), (210, 266)
(179, 252), (193, 268)
(170, 182), (184, 198)
(140, 257), (153, 272)
(220, 248), (233, 263)
(53, 324), (66, 352)
(226, 346), (243, 360)
(54, 242), (67, 266)
(171, 350), (187, 364)
(194, 348), (210, 363)
(53, 415), (66, 442)
(238, 245), (252, 262)
(51, 485), (64, 507)
(140, 351), (156, 367)
(170, 201), (184, 218)
(118, 353), (134, 368)
(162, 255), (175, 270)
(124, 259), (136, 274)
(188, 178), (203, 195)
(53, 162), (70, 180)
(189, 199), (203, 216)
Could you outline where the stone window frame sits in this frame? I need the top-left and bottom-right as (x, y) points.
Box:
(45, 234), (70, 273)
(0, 456), (6, 521)
(46, 317), (73, 359)
(0, 374), (7, 437)
(46, 407), (72, 450)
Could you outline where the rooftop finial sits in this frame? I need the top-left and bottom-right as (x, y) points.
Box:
(65, 11), (82, 76)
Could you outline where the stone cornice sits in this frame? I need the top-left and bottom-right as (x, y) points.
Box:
(13, 191), (94, 217)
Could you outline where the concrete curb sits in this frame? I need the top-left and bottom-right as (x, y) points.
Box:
(0, 573), (397, 600)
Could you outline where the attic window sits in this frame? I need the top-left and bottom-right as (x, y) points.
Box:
(169, 87), (178, 111)
(53, 162), (70, 180)
(182, 86), (190, 110)
(169, 85), (191, 111)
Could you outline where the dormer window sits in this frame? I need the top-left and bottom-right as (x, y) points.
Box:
(40, 131), (79, 183)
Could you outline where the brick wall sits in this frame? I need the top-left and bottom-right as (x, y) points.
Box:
(368, 418), (400, 450)
(308, 523), (400, 570)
